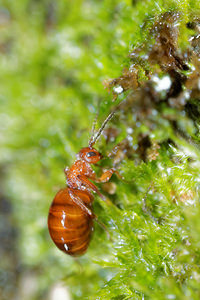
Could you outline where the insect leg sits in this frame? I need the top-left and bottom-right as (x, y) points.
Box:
(93, 214), (112, 241)
(94, 168), (115, 183)
(92, 166), (132, 184)
(69, 189), (111, 240)
(77, 174), (106, 200)
(95, 167), (133, 184)
(68, 189), (94, 217)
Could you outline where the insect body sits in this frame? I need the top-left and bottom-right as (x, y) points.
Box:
(48, 111), (116, 256)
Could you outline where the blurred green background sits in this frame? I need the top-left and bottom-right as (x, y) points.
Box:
(0, 0), (200, 299)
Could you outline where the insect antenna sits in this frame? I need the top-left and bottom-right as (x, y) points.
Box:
(89, 109), (116, 147)
(89, 100), (101, 146)
(89, 98), (126, 147)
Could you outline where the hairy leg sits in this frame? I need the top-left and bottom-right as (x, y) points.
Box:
(77, 174), (106, 200)
(68, 189), (94, 217)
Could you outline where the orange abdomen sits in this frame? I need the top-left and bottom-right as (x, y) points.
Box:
(48, 188), (94, 256)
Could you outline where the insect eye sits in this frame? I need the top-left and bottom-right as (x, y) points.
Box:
(87, 152), (97, 158)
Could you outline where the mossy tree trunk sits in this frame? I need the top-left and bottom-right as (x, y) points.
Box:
(0, 1), (200, 299)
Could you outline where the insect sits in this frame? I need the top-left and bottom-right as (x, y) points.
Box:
(48, 110), (117, 256)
